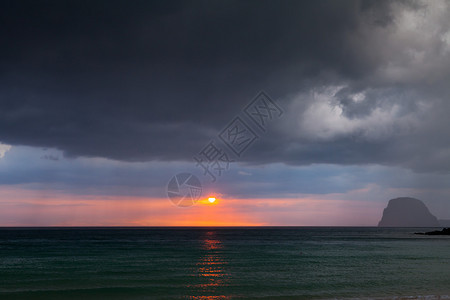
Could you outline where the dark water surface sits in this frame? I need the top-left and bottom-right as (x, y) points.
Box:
(0, 227), (449, 299)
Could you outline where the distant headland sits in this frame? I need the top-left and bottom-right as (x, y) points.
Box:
(378, 197), (443, 227)
(415, 228), (450, 235)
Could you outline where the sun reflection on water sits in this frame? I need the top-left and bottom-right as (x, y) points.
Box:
(189, 230), (232, 299)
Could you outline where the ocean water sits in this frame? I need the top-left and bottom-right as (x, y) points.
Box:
(0, 227), (450, 299)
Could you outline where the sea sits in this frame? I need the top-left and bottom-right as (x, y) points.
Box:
(0, 227), (449, 299)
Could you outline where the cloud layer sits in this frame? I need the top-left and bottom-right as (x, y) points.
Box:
(1, 0), (450, 173)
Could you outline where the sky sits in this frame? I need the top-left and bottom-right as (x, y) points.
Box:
(1, 0), (450, 226)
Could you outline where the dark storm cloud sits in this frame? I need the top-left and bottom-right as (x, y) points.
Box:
(1, 0), (450, 172)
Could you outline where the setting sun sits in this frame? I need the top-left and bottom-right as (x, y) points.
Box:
(208, 197), (216, 203)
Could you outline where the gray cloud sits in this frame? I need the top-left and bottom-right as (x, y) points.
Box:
(1, 0), (450, 173)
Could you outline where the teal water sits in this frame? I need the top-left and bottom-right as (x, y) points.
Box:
(0, 227), (449, 299)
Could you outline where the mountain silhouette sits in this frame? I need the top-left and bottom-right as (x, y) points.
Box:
(378, 197), (440, 227)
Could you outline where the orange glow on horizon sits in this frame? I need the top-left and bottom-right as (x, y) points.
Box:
(0, 186), (264, 226)
(0, 185), (384, 226)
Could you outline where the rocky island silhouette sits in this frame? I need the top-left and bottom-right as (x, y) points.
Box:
(378, 197), (440, 227)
